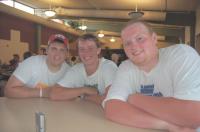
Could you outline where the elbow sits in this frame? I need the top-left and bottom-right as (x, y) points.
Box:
(4, 86), (12, 97)
(104, 101), (118, 122)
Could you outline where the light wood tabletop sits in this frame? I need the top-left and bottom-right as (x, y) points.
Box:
(0, 97), (164, 132)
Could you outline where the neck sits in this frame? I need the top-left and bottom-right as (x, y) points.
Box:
(139, 53), (159, 73)
(85, 59), (100, 76)
(46, 60), (61, 73)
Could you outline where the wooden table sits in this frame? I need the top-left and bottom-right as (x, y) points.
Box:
(0, 98), (164, 132)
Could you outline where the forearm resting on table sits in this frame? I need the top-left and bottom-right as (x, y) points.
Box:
(84, 94), (105, 105)
(128, 94), (200, 128)
(104, 99), (178, 131)
(49, 86), (98, 101)
(5, 75), (40, 98)
(49, 86), (84, 100)
(5, 86), (38, 98)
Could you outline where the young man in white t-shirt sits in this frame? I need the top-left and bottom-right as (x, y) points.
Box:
(50, 34), (118, 104)
(5, 34), (71, 98)
(104, 20), (200, 131)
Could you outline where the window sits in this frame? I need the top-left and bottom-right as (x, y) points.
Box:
(0, 0), (34, 14)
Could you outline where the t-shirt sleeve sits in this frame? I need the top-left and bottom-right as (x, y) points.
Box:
(171, 45), (200, 101)
(57, 66), (83, 88)
(13, 57), (34, 83)
(102, 62), (118, 88)
(103, 62), (135, 106)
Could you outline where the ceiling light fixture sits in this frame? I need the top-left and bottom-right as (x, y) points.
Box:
(78, 20), (87, 30)
(110, 37), (116, 42)
(44, 0), (56, 17)
(45, 10), (56, 17)
(98, 31), (104, 38)
(128, 0), (144, 19)
(98, 33), (104, 38)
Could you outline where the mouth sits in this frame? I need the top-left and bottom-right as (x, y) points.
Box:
(83, 56), (92, 61)
(131, 50), (143, 56)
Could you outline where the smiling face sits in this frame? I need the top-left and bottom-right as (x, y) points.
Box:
(46, 41), (67, 68)
(121, 22), (158, 69)
(78, 39), (101, 66)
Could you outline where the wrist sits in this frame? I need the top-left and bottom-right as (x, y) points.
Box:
(39, 88), (43, 98)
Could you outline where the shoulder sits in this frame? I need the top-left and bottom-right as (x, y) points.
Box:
(160, 44), (198, 58)
(69, 62), (84, 72)
(19, 55), (45, 67)
(159, 44), (199, 67)
(61, 62), (71, 70)
(100, 58), (118, 69)
(119, 59), (135, 70)
(24, 55), (46, 63)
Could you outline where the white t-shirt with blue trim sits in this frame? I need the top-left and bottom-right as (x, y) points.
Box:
(105, 44), (200, 103)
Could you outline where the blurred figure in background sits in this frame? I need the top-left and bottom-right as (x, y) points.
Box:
(9, 54), (20, 71)
(111, 53), (121, 66)
(23, 51), (32, 60)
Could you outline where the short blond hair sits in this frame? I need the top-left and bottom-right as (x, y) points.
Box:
(122, 20), (154, 34)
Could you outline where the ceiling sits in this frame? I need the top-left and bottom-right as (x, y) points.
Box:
(14, 0), (200, 48)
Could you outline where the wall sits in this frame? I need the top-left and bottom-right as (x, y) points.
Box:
(0, 30), (28, 64)
(0, 11), (77, 64)
(195, 4), (200, 53)
(0, 11), (36, 51)
(196, 4), (200, 36)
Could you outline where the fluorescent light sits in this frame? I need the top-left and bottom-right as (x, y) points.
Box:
(44, 10), (56, 17)
(15, 2), (34, 14)
(0, 0), (14, 7)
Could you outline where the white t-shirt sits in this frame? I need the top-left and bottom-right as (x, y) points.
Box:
(13, 55), (70, 88)
(105, 44), (200, 103)
(58, 58), (118, 95)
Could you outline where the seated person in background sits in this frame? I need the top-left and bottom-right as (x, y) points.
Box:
(111, 53), (121, 66)
(9, 54), (20, 71)
(23, 51), (32, 60)
(69, 56), (78, 66)
(50, 34), (118, 105)
(104, 20), (200, 131)
(5, 34), (71, 98)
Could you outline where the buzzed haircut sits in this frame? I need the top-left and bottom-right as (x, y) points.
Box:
(78, 33), (101, 48)
(122, 20), (154, 34)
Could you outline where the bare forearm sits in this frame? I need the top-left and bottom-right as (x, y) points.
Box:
(5, 86), (40, 98)
(49, 86), (85, 100)
(105, 99), (177, 131)
(128, 94), (200, 128)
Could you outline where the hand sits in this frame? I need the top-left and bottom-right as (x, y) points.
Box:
(84, 94), (105, 105)
(83, 87), (98, 96)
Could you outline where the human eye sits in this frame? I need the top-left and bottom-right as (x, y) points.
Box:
(136, 36), (145, 43)
(60, 49), (66, 53)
